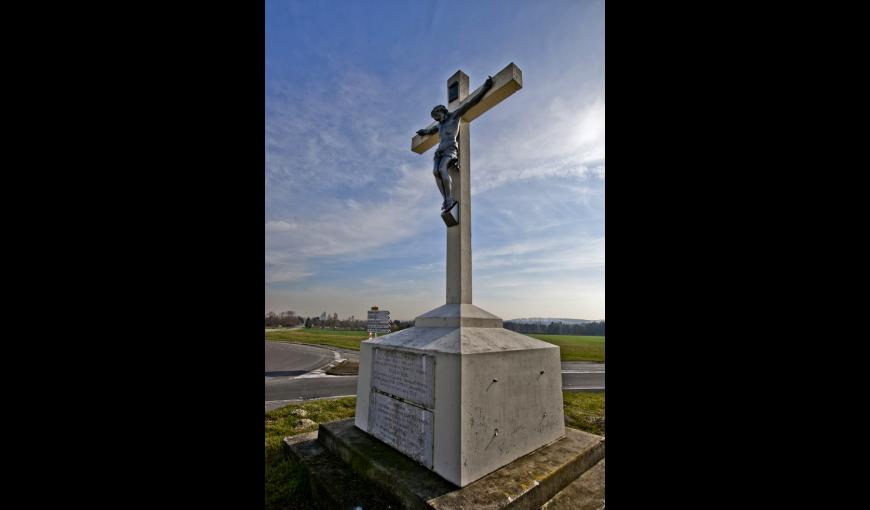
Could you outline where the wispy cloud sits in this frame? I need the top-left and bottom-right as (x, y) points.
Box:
(473, 96), (605, 194)
(266, 65), (442, 285)
(265, 163), (433, 282)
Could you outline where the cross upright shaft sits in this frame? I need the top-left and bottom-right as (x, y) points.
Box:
(411, 63), (523, 305)
(446, 70), (471, 304)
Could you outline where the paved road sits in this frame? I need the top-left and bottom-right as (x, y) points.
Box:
(266, 377), (360, 409)
(265, 342), (338, 377)
(561, 361), (606, 392)
(265, 343), (604, 410)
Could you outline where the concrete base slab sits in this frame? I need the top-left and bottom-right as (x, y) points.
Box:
(318, 418), (604, 510)
(541, 458), (605, 510)
(283, 431), (402, 510)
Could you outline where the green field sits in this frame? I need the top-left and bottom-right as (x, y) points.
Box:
(265, 328), (369, 351)
(527, 335), (605, 362)
(266, 329), (604, 362)
(265, 393), (604, 510)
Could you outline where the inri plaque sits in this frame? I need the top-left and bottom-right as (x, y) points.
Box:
(368, 391), (434, 468)
(371, 347), (435, 408)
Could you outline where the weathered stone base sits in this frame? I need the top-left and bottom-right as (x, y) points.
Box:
(294, 418), (604, 510)
(355, 317), (566, 486)
(283, 431), (403, 510)
(541, 458), (605, 509)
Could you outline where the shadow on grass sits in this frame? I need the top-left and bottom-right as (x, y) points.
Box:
(265, 370), (308, 378)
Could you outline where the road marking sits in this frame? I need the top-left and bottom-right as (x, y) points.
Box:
(561, 370), (605, 374)
(295, 372), (346, 379)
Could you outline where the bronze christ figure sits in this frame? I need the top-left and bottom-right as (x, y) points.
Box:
(416, 75), (493, 212)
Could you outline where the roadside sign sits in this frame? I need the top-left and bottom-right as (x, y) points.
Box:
(367, 309), (391, 334)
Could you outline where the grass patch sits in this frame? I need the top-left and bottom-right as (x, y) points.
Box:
(562, 392), (606, 436)
(528, 335), (605, 362)
(265, 393), (603, 507)
(265, 397), (357, 510)
(265, 444), (309, 510)
(265, 328), (369, 351)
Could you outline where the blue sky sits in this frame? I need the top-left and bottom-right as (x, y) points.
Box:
(266, 0), (604, 320)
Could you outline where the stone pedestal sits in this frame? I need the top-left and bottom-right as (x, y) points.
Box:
(354, 304), (566, 487)
(295, 418), (603, 510)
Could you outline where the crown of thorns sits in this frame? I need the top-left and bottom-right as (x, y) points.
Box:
(431, 105), (449, 116)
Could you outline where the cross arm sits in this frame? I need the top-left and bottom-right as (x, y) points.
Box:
(411, 62), (523, 154)
(453, 75), (494, 118)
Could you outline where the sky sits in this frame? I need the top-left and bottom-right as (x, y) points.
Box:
(266, 0), (604, 321)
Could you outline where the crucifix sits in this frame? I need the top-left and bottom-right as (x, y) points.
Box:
(411, 63), (523, 305)
(355, 63), (567, 488)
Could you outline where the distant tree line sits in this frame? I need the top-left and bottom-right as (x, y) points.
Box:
(303, 315), (414, 332)
(268, 311), (601, 336)
(303, 314), (367, 330)
(264, 310), (305, 327)
(503, 320), (605, 336)
(391, 320), (413, 332)
(266, 310), (414, 332)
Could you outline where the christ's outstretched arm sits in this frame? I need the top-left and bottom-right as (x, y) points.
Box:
(416, 125), (438, 136)
(454, 76), (493, 118)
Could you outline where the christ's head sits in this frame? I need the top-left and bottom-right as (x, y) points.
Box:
(431, 105), (448, 122)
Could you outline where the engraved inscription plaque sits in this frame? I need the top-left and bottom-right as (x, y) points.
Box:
(368, 391), (434, 468)
(371, 348), (435, 408)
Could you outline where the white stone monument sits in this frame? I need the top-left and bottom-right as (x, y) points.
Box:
(354, 63), (565, 487)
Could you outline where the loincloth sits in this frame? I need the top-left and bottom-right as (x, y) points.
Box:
(434, 144), (459, 169)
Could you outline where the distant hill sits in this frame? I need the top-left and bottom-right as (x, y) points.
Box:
(507, 318), (604, 325)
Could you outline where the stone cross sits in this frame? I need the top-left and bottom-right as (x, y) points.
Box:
(355, 66), (565, 487)
(411, 63), (523, 305)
